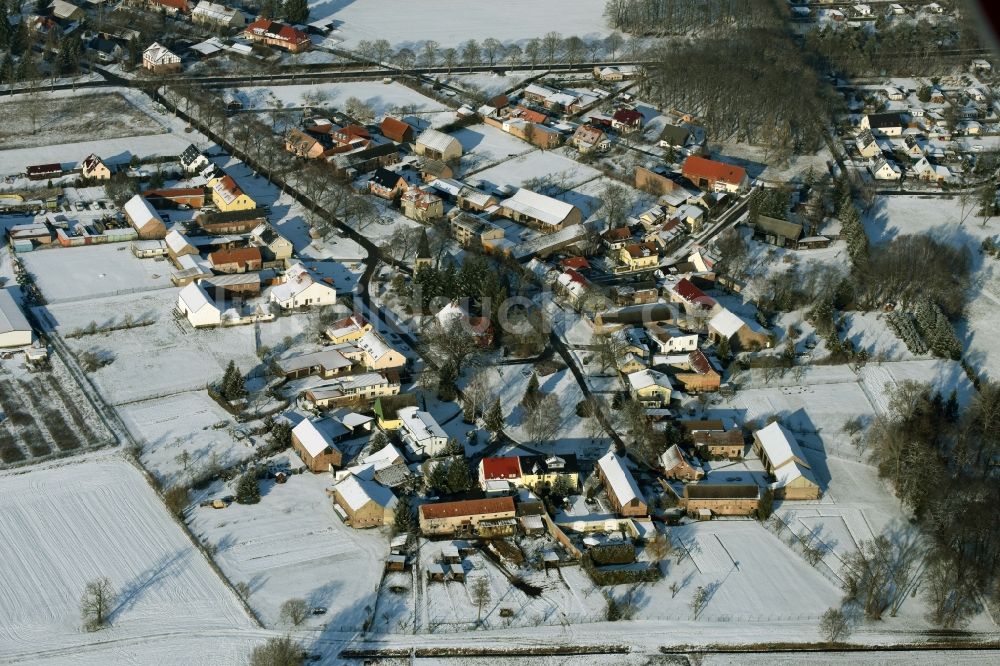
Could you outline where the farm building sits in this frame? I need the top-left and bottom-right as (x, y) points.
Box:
(418, 497), (516, 537)
(332, 474), (397, 528)
(123, 194), (167, 239)
(596, 451), (647, 517)
(176, 280), (222, 327)
(681, 155), (749, 193)
(291, 418), (345, 472)
(0, 289), (32, 348)
(497, 189), (582, 233)
(752, 422), (821, 500)
(414, 129), (462, 162)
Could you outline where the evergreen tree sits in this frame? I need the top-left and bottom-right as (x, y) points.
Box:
(446, 458), (471, 493)
(483, 398), (504, 436)
(235, 471), (260, 504)
(427, 461), (449, 493)
(521, 373), (541, 411)
(0, 52), (12, 85)
(260, 0), (279, 19)
(10, 20), (27, 57)
(0, 0), (12, 52)
(282, 0), (309, 24)
(393, 495), (415, 533)
(221, 360), (246, 401)
(370, 430), (389, 449)
(840, 196), (870, 271)
(126, 39), (139, 69)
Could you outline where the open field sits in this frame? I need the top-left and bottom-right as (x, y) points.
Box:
(188, 471), (386, 628)
(316, 0), (611, 49)
(22, 244), (173, 304)
(0, 93), (160, 151)
(0, 455), (253, 662)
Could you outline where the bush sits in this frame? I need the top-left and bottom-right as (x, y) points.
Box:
(589, 543), (636, 566)
(163, 485), (190, 518)
(279, 598), (309, 626)
(249, 636), (304, 666)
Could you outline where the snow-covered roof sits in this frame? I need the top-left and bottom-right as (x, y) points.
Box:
(416, 128), (459, 154)
(626, 368), (672, 392)
(755, 422), (809, 470)
(270, 263), (335, 302)
(0, 289), (30, 337)
(191, 0), (239, 21)
(356, 330), (393, 362)
(597, 452), (643, 507)
(501, 189), (576, 227)
(709, 308), (747, 339)
(362, 442), (403, 469)
(334, 474), (397, 511)
(771, 460), (818, 489)
(435, 300), (466, 327)
(398, 406), (446, 443)
(143, 42), (180, 65)
(165, 229), (193, 254)
(123, 194), (158, 226)
(178, 281), (215, 314)
(292, 418), (340, 458)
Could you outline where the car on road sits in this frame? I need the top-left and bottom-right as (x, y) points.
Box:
(311, 606), (327, 615)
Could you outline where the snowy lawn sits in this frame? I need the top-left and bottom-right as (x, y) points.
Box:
(188, 471), (387, 629)
(473, 148), (604, 191)
(228, 82), (449, 117)
(0, 455), (253, 662)
(453, 124), (536, 175)
(23, 244), (174, 304)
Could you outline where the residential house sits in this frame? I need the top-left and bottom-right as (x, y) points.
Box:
(269, 262), (337, 310)
(191, 1), (245, 28)
(667, 277), (716, 312)
(276, 349), (356, 380)
(398, 405), (448, 457)
(597, 452), (647, 517)
(209, 247), (262, 274)
(479, 456), (522, 493)
(681, 155), (749, 194)
(142, 42), (181, 74)
(498, 189), (582, 232)
(380, 116), (414, 143)
(249, 223), (293, 263)
(81, 154), (111, 180)
(146, 187), (207, 209)
(176, 281), (222, 327)
(291, 418), (345, 472)
(707, 308), (770, 351)
(902, 135), (924, 158)
(242, 19), (310, 52)
(414, 129), (462, 162)
(912, 156), (952, 183)
(570, 124), (610, 153)
(369, 168), (408, 200)
(50, 0), (84, 20)
(450, 213), (505, 249)
(304, 371), (400, 409)
(659, 123), (692, 150)
(455, 185), (499, 213)
(200, 273), (261, 297)
(660, 444), (703, 481)
(197, 209), (267, 235)
(285, 128), (337, 159)
(752, 421), (821, 500)
(861, 112), (904, 137)
(208, 174), (256, 212)
(356, 330), (406, 371)
(602, 226), (632, 251)
(626, 368), (673, 407)
(418, 497), (517, 537)
(855, 129), (880, 158)
(618, 242), (659, 272)
(519, 454), (579, 491)
(180, 144), (210, 174)
(401, 189), (444, 222)
(136, 0), (191, 14)
(593, 64), (639, 80)
(332, 473), (397, 527)
(611, 108), (643, 133)
(417, 159), (453, 182)
(123, 194), (166, 240)
(331, 143), (400, 176)
(869, 157), (901, 181)
(0, 289), (33, 348)
(648, 326), (699, 354)
(325, 314), (372, 344)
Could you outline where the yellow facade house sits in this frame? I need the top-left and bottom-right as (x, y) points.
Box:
(208, 174), (256, 212)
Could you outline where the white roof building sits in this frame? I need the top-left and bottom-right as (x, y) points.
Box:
(708, 308), (747, 340)
(0, 289), (32, 348)
(191, 1), (245, 26)
(626, 368), (673, 393)
(398, 406), (448, 457)
(500, 189), (577, 228)
(269, 263), (337, 310)
(292, 418), (341, 458)
(176, 281), (222, 328)
(333, 473), (397, 513)
(123, 194), (159, 230)
(415, 129), (461, 160)
(755, 422), (810, 471)
(597, 451), (643, 508)
(356, 330), (394, 365)
(143, 42), (181, 67)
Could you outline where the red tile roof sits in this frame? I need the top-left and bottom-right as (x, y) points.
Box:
(688, 349), (713, 375)
(209, 247), (262, 267)
(560, 256), (590, 270)
(511, 106), (547, 124)
(153, 0), (190, 12)
(481, 457), (521, 480)
(602, 227), (632, 241)
(682, 155), (747, 187)
(673, 278), (715, 308)
(613, 108), (643, 125)
(380, 117), (413, 142)
(419, 496), (515, 520)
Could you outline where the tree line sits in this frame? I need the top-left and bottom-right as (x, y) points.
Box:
(603, 0), (776, 35)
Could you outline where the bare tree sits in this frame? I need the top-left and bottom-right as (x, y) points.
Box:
(471, 577), (491, 625)
(524, 38), (541, 69)
(344, 96), (375, 124)
(250, 636), (304, 666)
(394, 47), (416, 73)
(542, 31), (562, 66)
(599, 182), (630, 229)
(462, 39), (481, 71)
(481, 38), (503, 67)
(564, 36), (585, 65)
(280, 597), (309, 626)
(819, 607), (851, 642)
(690, 585), (708, 619)
(464, 370), (492, 421)
(442, 47), (458, 73)
(505, 44), (523, 68)
(80, 577), (115, 631)
(421, 40), (439, 68)
(604, 32), (624, 61)
(373, 39), (392, 64)
(525, 393), (561, 444)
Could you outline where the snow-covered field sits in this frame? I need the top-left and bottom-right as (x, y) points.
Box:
(474, 148), (604, 191)
(188, 471), (386, 628)
(317, 0), (611, 49)
(228, 82), (452, 122)
(23, 244), (173, 304)
(0, 455), (253, 663)
(452, 124), (536, 175)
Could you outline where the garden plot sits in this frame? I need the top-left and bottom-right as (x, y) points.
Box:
(317, 0), (611, 49)
(0, 355), (113, 466)
(228, 81), (451, 118)
(452, 124), (536, 175)
(446, 71), (543, 97)
(560, 176), (657, 223)
(22, 244), (173, 304)
(839, 311), (922, 361)
(474, 149), (604, 192)
(118, 391), (252, 486)
(48, 289), (262, 406)
(0, 456), (253, 663)
(635, 521), (843, 622)
(188, 471), (386, 628)
(0, 92), (161, 150)
(863, 193), (996, 245)
(858, 359), (974, 416)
